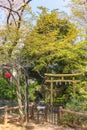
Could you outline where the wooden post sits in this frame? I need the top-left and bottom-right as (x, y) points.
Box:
(73, 81), (76, 94)
(45, 107), (48, 122)
(30, 104), (34, 120)
(72, 77), (76, 94)
(4, 106), (8, 125)
(50, 77), (53, 105)
(37, 110), (39, 123)
(61, 76), (64, 80)
(58, 106), (63, 120)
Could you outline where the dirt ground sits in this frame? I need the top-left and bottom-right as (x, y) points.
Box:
(0, 121), (76, 130)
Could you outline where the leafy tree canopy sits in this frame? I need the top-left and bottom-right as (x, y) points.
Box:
(22, 7), (87, 77)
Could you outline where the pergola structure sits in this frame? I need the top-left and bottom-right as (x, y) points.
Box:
(45, 73), (81, 105)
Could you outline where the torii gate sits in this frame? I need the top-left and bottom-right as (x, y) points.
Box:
(45, 73), (81, 105)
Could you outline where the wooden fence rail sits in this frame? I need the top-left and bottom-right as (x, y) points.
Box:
(58, 106), (87, 120)
(0, 105), (87, 126)
(58, 106), (87, 130)
(0, 104), (34, 125)
(0, 106), (7, 110)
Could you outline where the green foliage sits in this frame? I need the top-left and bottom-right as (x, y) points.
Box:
(60, 81), (87, 127)
(22, 8), (82, 76)
(29, 81), (41, 101)
(66, 81), (87, 112)
(0, 5), (87, 127)
(0, 78), (16, 100)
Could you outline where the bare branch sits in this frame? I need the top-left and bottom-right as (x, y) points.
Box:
(17, 0), (32, 11)
(17, 0), (32, 28)
(0, 4), (20, 17)
(7, 0), (13, 25)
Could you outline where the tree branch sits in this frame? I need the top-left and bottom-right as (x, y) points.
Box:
(7, 0), (13, 25)
(17, 0), (32, 11)
(0, 5), (20, 18)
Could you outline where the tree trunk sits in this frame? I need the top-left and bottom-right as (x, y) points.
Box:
(16, 69), (24, 120)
